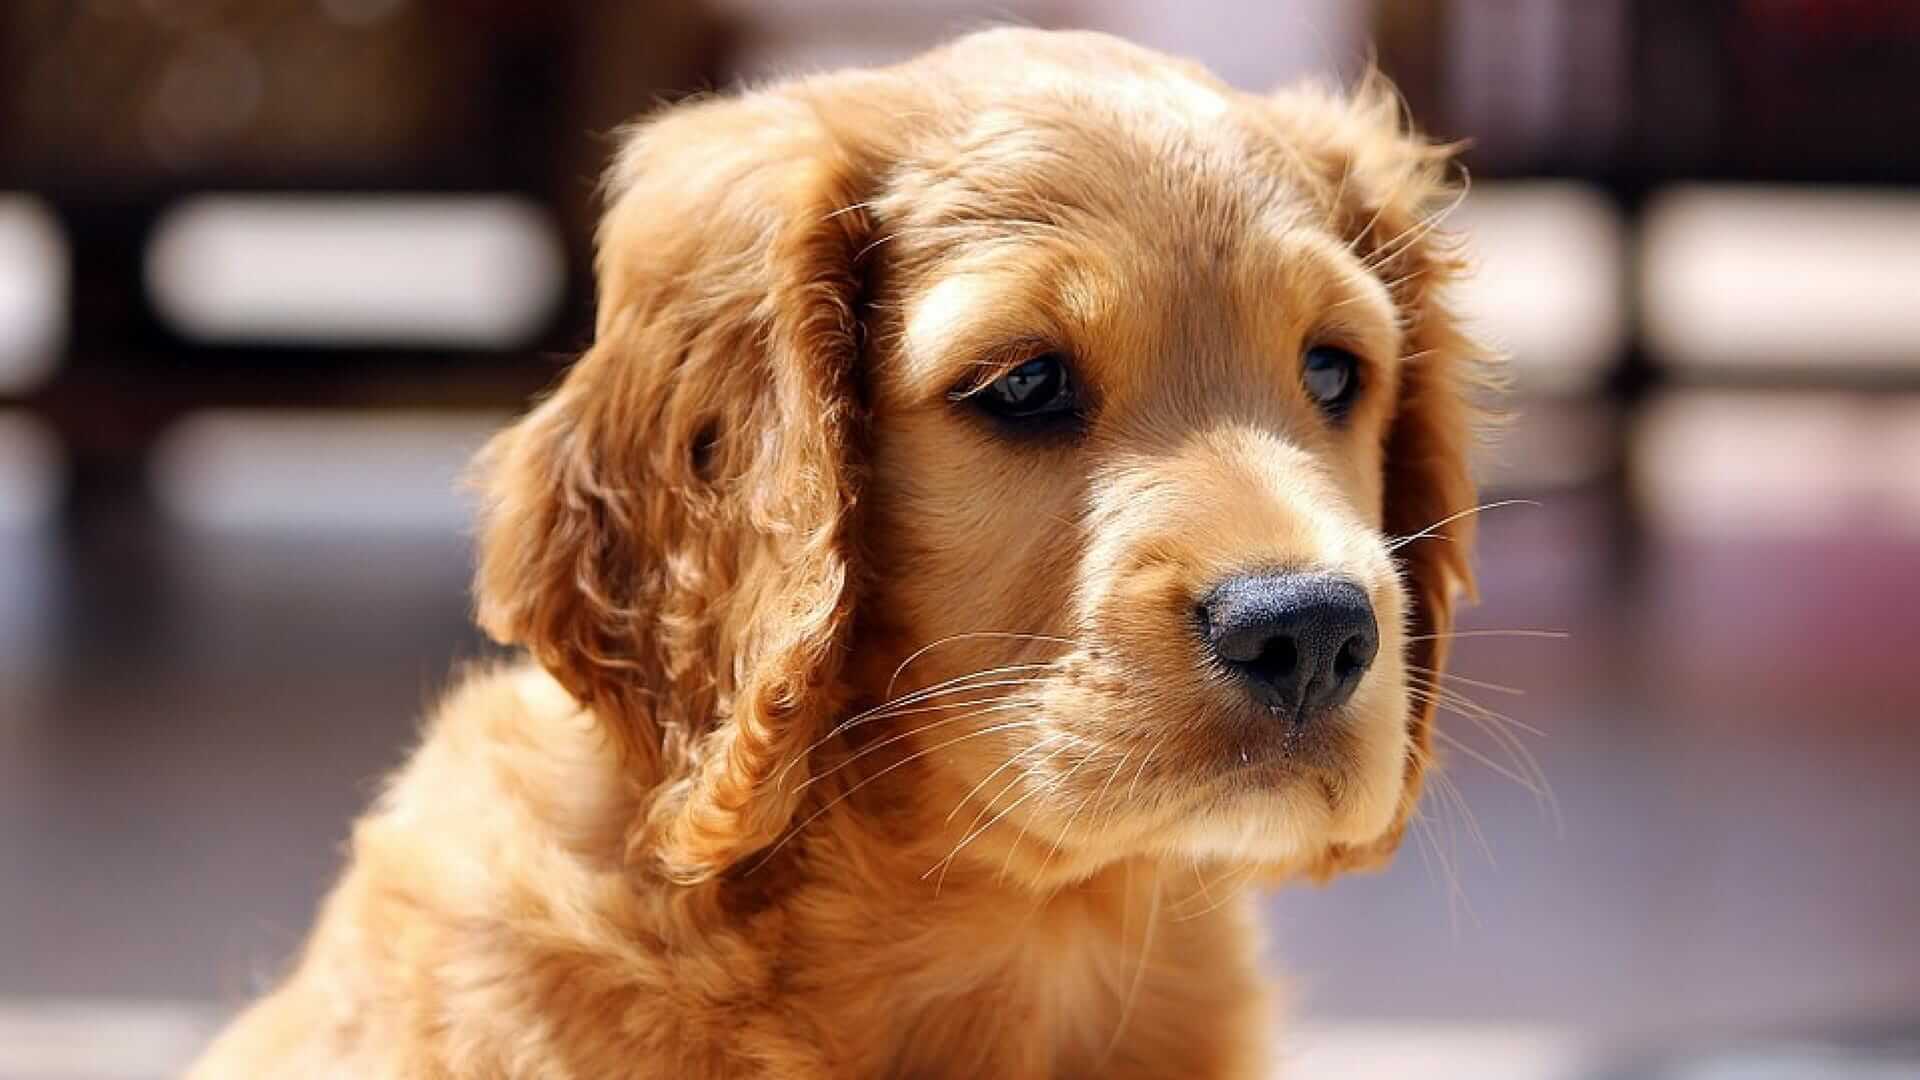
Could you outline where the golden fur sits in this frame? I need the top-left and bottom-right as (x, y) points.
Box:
(193, 29), (1494, 1078)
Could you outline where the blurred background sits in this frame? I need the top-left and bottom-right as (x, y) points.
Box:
(2, 1), (1918, 1077)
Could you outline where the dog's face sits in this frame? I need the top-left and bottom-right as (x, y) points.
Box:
(859, 114), (1420, 879)
(474, 30), (1489, 886)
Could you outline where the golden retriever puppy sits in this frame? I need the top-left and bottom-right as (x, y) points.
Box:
(193, 28), (1493, 1079)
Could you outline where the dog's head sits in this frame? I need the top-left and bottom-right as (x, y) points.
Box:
(474, 30), (1494, 887)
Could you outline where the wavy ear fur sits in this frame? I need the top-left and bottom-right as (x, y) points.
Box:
(472, 83), (893, 882)
(1270, 74), (1501, 876)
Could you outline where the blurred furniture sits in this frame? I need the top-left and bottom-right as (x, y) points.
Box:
(1375, 0), (1920, 566)
(0, 0), (728, 518)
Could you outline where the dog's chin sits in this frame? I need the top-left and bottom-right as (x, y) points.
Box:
(1155, 783), (1393, 868)
(1152, 714), (1410, 869)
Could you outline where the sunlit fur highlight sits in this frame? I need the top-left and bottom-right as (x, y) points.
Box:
(193, 29), (1496, 1079)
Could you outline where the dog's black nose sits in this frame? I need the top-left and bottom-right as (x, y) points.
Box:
(1199, 572), (1379, 721)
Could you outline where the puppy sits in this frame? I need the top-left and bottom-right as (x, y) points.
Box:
(193, 28), (1492, 1079)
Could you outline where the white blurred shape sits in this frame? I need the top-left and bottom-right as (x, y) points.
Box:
(1292, 1021), (1587, 1080)
(1644, 187), (1920, 370)
(151, 410), (509, 532)
(146, 196), (565, 347)
(1453, 182), (1625, 395)
(1638, 391), (1920, 536)
(0, 195), (68, 393)
(0, 411), (63, 530)
(0, 998), (219, 1079)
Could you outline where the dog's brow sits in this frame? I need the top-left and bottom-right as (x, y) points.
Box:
(900, 272), (1051, 395)
(1261, 229), (1404, 345)
(906, 275), (988, 363)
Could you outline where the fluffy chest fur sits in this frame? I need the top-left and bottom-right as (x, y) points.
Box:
(195, 666), (1271, 1078)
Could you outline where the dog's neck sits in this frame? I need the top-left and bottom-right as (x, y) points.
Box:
(739, 807), (1263, 1076)
(514, 665), (1268, 1073)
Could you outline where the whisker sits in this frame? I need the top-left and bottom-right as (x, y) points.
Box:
(945, 732), (1066, 825)
(1408, 680), (1547, 740)
(932, 781), (1053, 884)
(1411, 684), (1559, 826)
(1412, 681), (1528, 738)
(1465, 716), (1561, 837)
(1170, 862), (1257, 922)
(786, 664), (1056, 777)
(1432, 728), (1550, 802)
(854, 231), (900, 262)
(821, 200), (875, 222)
(1098, 873), (1161, 1068)
(799, 701), (1037, 792)
(1410, 806), (1476, 934)
(1407, 801), (1445, 900)
(1407, 629), (1570, 643)
(1427, 767), (1495, 868)
(1370, 264), (1434, 296)
(1408, 679), (1535, 731)
(928, 738), (1083, 883)
(1361, 161), (1471, 273)
(886, 632), (1079, 698)
(1345, 188), (1396, 257)
(1189, 863), (1215, 911)
(1387, 499), (1540, 552)
(1408, 665), (1527, 699)
(1002, 747), (1104, 881)
(746, 718), (1048, 874)
(1126, 733), (1168, 806)
(1083, 746), (1135, 830)
(1035, 744), (1135, 880)
(1016, 752), (1141, 928)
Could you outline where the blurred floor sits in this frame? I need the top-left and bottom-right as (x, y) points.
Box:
(2, 492), (1918, 1076)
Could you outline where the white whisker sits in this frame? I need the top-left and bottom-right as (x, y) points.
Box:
(1361, 161), (1471, 273)
(886, 632), (1079, 698)
(928, 738), (1082, 883)
(784, 664), (1056, 780)
(799, 701), (1038, 792)
(1098, 873), (1161, 1067)
(1432, 728), (1551, 804)
(1001, 747), (1103, 882)
(1407, 629), (1569, 643)
(1387, 499), (1540, 552)
(746, 717), (1047, 874)
(1408, 665), (1527, 699)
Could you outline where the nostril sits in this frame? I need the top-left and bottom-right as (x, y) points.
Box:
(1333, 624), (1379, 679)
(1246, 634), (1299, 685)
(1332, 637), (1366, 682)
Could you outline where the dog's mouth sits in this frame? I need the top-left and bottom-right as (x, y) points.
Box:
(1156, 658), (1416, 855)
(1209, 696), (1369, 772)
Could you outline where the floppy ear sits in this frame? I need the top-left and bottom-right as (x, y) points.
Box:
(1271, 74), (1501, 877)
(472, 84), (892, 882)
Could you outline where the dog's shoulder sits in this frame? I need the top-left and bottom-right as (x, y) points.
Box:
(367, 660), (636, 877)
(194, 662), (671, 1076)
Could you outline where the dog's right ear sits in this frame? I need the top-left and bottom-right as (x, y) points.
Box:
(470, 81), (901, 881)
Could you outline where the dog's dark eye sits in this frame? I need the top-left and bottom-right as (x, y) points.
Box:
(1302, 346), (1360, 417)
(971, 353), (1080, 423)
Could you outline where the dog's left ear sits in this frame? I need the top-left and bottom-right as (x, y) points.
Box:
(472, 82), (898, 882)
(1269, 75), (1502, 877)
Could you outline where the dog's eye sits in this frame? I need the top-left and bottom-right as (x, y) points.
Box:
(1302, 346), (1360, 417)
(971, 353), (1080, 423)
